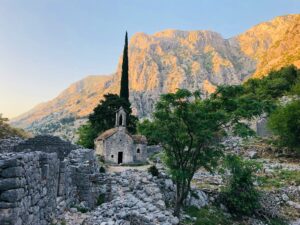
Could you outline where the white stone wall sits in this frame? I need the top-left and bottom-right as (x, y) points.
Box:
(103, 129), (134, 164)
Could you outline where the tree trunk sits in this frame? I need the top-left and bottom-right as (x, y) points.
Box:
(173, 178), (193, 217)
(174, 194), (183, 217)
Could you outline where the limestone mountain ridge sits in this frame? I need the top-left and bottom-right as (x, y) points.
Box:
(11, 14), (300, 141)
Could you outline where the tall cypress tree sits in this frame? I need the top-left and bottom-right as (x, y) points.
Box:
(120, 31), (129, 102)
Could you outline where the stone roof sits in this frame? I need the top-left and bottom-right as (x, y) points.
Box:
(96, 128), (119, 140)
(96, 128), (147, 144)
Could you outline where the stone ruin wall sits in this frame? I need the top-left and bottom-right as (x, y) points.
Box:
(0, 135), (103, 225)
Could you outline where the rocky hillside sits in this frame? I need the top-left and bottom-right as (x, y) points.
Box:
(11, 14), (300, 141)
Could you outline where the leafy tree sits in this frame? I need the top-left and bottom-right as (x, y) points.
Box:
(268, 100), (300, 154)
(221, 155), (261, 216)
(77, 94), (137, 148)
(0, 114), (29, 139)
(243, 65), (299, 100)
(139, 88), (266, 216)
(120, 31), (129, 102)
(77, 122), (97, 149)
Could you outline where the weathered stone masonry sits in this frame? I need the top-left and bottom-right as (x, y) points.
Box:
(0, 136), (103, 225)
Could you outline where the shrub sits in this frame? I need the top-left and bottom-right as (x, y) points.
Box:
(268, 100), (300, 154)
(221, 155), (261, 216)
(99, 166), (106, 173)
(97, 193), (105, 206)
(148, 165), (159, 176)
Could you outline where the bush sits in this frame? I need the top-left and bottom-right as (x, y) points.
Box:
(97, 193), (105, 206)
(75, 206), (88, 213)
(221, 155), (261, 216)
(148, 165), (159, 176)
(268, 100), (300, 154)
(99, 166), (106, 173)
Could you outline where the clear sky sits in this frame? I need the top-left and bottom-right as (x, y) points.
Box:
(0, 0), (299, 119)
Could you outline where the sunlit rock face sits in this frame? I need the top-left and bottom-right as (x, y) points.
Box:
(11, 15), (300, 140)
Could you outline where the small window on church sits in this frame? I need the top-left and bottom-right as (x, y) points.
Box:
(137, 148), (140, 153)
(111, 155), (114, 158)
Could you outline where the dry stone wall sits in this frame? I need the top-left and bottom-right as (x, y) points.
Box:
(0, 151), (59, 225)
(0, 135), (103, 225)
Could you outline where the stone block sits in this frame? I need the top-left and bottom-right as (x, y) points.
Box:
(0, 188), (25, 202)
(0, 178), (25, 191)
(1, 167), (24, 178)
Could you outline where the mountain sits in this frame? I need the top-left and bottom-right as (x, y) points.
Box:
(11, 14), (300, 141)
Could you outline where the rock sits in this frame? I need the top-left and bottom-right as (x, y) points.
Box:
(281, 193), (289, 202)
(185, 189), (208, 209)
(287, 201), (300, 209)
(247, 150), (258, 159)
(69, 207), (78, 213)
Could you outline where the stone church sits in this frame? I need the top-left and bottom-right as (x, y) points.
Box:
(94, 107), (148, 164)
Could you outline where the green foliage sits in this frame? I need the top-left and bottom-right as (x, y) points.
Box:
(184, 206), (231, 225)
(221, 155), (261, 216)
(139, 88), (266, 216)
(259, 169), (300, 189)
(97, 193), (105, 206)
(77, 122), (97, 148)
(266, 217), (288, 225)
(243, 65), (299, 101)
(148, 165), (159, 176)
(0, 114), (29, 139)
(120, 31), (129, 102)
(99, 166), (106, 173)
(268, 100), (300, 153)
(77, 94), (137, 148)
(75, 206), (88, 213)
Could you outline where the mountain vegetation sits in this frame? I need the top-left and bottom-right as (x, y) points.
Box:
(0, 114), (29, 139)
(268, 100), (300, 154)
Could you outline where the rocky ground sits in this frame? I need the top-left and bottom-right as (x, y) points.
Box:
(56, 137), (300, 225)
(58, 166), (210, 225)
(59, 169), (180, 225)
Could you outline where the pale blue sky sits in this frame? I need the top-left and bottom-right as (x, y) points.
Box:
(0, 0), (299, 118)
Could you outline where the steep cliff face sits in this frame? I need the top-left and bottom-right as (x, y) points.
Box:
(236, 14), (300, 78)
(11, 14), (300, 140)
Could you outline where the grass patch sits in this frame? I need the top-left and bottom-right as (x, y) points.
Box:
(259, 169), (300, 189)
(183, 206), (231, 225)
(265, 217), (288, 225)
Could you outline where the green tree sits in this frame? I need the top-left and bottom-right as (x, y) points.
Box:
(243, 65), (299, 100)
(221, 155), (261, 216)
(268, 100), (300, 154)
(77, 94), (137, 148)
(120, 31), (129, 102)
(77, 122), (97, 149)
(139, 88), (266, 216)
